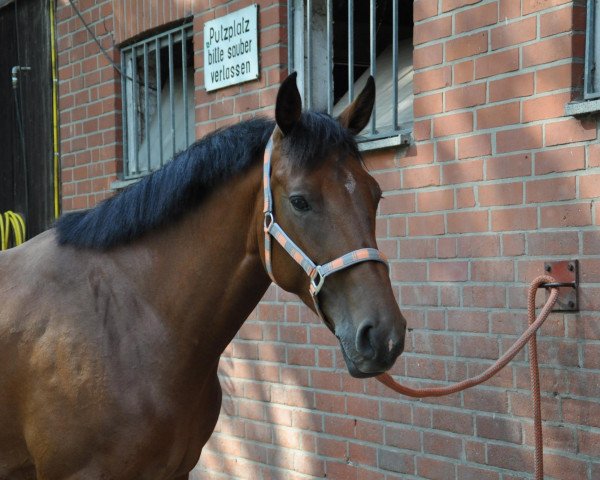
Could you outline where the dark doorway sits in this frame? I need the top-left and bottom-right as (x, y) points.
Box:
(0, 0), (54, 239)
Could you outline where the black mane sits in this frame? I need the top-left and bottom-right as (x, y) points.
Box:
(56, 113), (358, 250)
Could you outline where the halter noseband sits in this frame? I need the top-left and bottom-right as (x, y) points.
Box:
(262, 134), (388, 325)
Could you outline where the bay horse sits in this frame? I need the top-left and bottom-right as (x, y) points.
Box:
(0, 73), (406, 479)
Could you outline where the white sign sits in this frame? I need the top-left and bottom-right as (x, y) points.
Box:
(203, 4), (259, 92)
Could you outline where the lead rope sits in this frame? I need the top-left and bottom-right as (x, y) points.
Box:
(376, 275), (559, 480)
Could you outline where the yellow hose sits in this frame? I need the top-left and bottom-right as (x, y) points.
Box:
(50, 0), (60, 219)
(0, 211), (26, 250)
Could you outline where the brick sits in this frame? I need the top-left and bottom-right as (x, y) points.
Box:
(496, 125), (543, 153)
(544, 454), (589, 480)
(584, 231), (600, 254)
(475, 49), (519, 79)
(454, 59), (474, 84)
(408, 214), (445, 236)
(457, 466), (499, 480)
(417, 189), (454, 212)
(433, 112), (473, 137)
(414, 0), (439, 22)
(486, 153), (532, 180)
(457, 335), (499, 358)
(437, 139), (456, 162)
(476, 415), (522, 443)
(422, 431), (462, 459)
(416, 457), (456, 480)
(443, 159), (484, 184)
(540, 203), (592, 228)
(457, 187), (476, 208)
(392, 261), (427, 281)
(522, 0), (571, 15)
(527, 231), (579, 255)
(413, 120), (432, 141)
(414, 92), (443, 117)
(437, 237), (458, 258)
(432, 409), (473, 434)
(458, 234), (500, 257)
(377, 449), (414, 474)
(541, 6), (586, 37)
(464, 389), (508, 413)
(447, 310), (488, 332)
(546, 118), (597, 146)
(413, 43), (443, 69)
(456, 2), (498, 33)
(477, 102), (520, 129)
(535, 146), (585, 174)
(491, 17), (536, 50)
(442, 0), (481, 13)
(589, 142), (600, 167)
(414, 16), (452, 45)
(380, 192), (416, 214)
(499, 0), (521, 20)
(402, 166), (441, 189)
(413, 67), (452, 94)
(429, 261), (468, 281)
(563, 399), (600, 428)
(581, 173), (600, 199)
(447, 210), (488, 233)
(446, 83), (486, 111)
(489, 73), (534, 102)
(523, 92), (572, 122)
(447, 32), (488, 61)
(526, 176), (576, 203)
(472, 259), (514, 282)
(479, 182), (523, 206)
(491, 207), (537, 231)
(400, 238), (436, 258)
(487, 444), (533, 472)
(458, 134), (491, 159)
(523, 34), (584, 67)
(536, 63), (584, 93)
(401, 285), (438, 306)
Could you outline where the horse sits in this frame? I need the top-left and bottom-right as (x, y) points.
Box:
(0, 73), (406, 479)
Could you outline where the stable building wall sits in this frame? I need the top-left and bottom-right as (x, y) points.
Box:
(55, 0), (600, 479)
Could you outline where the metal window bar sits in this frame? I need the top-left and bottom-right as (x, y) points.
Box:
(585, 0), (600, 99)
(348, 0), (354, 103)
(121, 23), (193, 180)
(326, 0), (333, 115)
(292, 0), (408, 144)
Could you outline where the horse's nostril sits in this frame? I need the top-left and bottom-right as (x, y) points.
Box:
(356, 321), (376, 360)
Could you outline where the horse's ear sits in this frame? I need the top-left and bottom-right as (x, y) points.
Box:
(338, 76), (375, 135)
(276, 72), (302, 135)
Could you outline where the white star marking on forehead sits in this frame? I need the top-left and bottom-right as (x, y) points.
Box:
(344, 169), (357, 195)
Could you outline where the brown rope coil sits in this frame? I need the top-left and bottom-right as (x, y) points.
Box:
(376, 275), (560, 480)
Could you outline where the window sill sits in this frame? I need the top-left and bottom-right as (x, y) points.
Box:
(565, 99), (600, 116)
(111, 178), (140, 190)
(357, 129), (412, 152)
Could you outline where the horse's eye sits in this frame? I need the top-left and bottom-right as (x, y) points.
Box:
(290, 196), (310, 212)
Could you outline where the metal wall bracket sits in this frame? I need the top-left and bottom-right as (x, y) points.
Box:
(543, 260), (579, 312)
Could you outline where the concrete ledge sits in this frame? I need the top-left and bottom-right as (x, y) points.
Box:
(565, 99), (600, 116)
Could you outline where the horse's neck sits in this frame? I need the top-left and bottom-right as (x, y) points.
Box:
(116, 161), (270, 364)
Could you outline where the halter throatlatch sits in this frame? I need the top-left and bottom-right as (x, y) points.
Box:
(262, 134), (388, 324)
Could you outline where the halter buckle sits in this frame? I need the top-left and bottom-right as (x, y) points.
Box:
(263, 212), (274, 232)
(310, 266), (325, 296)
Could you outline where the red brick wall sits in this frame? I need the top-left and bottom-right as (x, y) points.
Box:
(55, 0), (600, 479)
(57, 0), (121, 211)
(197, 1), (600, 479)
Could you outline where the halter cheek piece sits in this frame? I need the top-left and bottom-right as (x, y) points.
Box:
(262, 134), (389, 327)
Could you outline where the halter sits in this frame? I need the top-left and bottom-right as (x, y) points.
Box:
(262, 134), (388, 325)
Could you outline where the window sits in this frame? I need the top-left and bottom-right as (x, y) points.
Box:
(566, 0), (600, 114)
(120, 23), (194, 179)
(288, 0), (413, 149)
(585, 0), (600, 99)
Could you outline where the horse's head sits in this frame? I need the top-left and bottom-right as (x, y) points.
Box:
(259, 73), (406, 378)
